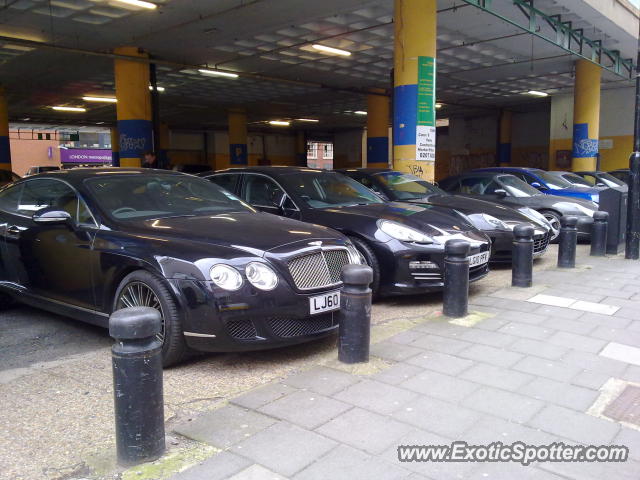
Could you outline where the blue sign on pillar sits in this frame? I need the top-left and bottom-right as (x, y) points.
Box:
(118, 119), (153, 159)
(230, 143), (248, 165)
(572, 123), (598, 158)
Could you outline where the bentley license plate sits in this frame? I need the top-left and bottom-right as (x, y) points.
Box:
(309, 291), (340, 315)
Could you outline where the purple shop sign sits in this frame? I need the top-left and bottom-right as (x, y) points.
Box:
(60, 148), (112, 164)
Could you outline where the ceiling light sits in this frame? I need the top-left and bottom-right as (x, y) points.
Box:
(526, 90), (549, 97)
(51, 106), (86, 112)
(113, 0), (157, 9)
(311, 44), (351, 56)
(435, 103), (443, 109)
(295, 118), (319, 123)
(269, 120), (290, 126)
(354, 111), (367, 115)
(198, 68), (239, 79)
(82, 96), (117, 103)
(149, 85), (165, 92)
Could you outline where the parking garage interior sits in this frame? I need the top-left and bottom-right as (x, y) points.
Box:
(3, 1), (640, 480)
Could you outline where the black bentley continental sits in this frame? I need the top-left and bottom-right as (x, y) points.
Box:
(201, 167), (492, 297)
(0, 169), (363, 366)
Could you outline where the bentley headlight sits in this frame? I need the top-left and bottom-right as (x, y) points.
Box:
(378, 220), (433, 243)
(245, 262), (278, 291)
(210, 264), (243, 290)
(574, 204), (595, 217)
(469, 213), (509, 231)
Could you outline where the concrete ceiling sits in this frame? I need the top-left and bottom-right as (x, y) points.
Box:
(1, 0), (638, 130)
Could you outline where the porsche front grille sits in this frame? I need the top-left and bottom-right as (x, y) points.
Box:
(288, 249), (350, 290)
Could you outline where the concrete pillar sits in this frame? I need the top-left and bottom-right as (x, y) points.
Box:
(367, 90), (390, 167)
(498, 110), (512, 166)
(228, 109), (248, 167)
(110, 127), (119, 166)
(393, 0), (437, 181)
(114, 47), (153, 168)
(296, 130), (307, 167)
(0, 86), (11, 171)
(572, 59), (601, 171)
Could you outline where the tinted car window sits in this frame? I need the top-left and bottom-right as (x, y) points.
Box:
(561, 173), (592, 187)
(596, 173), (625, 188)
(18, 179), (95, 224)
(0, 183), (23, 214)
(244, 174), (284, 206)
(459, 176), (492, 195)
(530, 169), (572, 189)
(209, 174), (239, 194)
(497, 175), (540, 197)
(279, 171), (383, 208)
(85, 173), (253, 220)
(374, 171), (445, 199)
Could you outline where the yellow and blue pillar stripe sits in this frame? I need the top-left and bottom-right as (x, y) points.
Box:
(228, 109), (248, 166)
(110, 127), (119, 166)
(114, 47), (153, 168)
(393, 0), (437, 181)
(498, 110), (512, 166)
(572, 59), (601, 172)
(367, 90), (390, 167)
(0, 87), (11, 171)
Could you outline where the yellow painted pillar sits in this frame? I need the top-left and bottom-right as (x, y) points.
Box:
(0, 86), (11, 171)
(110, 127), (119, 166)
(367, 89), (390, 167)
(228, 109), (248, 167)
(393, 0), (437, 181)
(571, 59), (601, 171)
(498, 110), (512, 166)
(296, 130), (307, 166)
(114, 47), (152, 168)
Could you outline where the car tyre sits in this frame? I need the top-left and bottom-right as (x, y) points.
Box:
(113, 270), (187, 367)
(540, 210), (562, 243)
(348, 236), (381, 298)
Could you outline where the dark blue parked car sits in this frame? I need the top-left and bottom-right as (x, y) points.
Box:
(475, 167), (600, 203)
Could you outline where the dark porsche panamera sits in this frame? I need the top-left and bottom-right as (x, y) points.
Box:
(0, 168), (363, 366)
(201, 167), (492, 296)
(338, 168), (551, 263)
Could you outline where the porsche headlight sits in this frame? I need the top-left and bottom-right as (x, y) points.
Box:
(519, 207), (550, 226)
(574, 204), (595, 217)
(469, 213), (509, 231)
(245, 262), (278, 291)
(210, 264), (243, 291)
(378, 220), (433, 244)
(345, 242), (365, 264)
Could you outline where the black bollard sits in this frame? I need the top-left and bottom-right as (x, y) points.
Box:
(110, 307), (165, 466)
(591, 211), (609, 257)
(512, 223), (534, 288)
(338, 264), (373, 364)
(558, 216), (578, 268)
(443, 239), (471, 318)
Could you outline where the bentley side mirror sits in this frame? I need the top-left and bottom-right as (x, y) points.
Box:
(32, 208), (72, 225)
(493, 189), (507, 197)
(530, 182), (546, 190)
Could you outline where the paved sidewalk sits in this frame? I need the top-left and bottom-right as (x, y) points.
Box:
(166, 252), (640, 480)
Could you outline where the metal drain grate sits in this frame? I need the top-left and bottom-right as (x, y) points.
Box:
(603, 385), (640, 427)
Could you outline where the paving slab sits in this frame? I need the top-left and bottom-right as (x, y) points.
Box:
(169, 451), (252, 480)
(232, 421), (337, 477)
(333, 379), (418, 414)
(258, 389), (352, 429)
(282, 366), (360, 396)
(528, 405), (620, 445)
(392, 396), (481, 438)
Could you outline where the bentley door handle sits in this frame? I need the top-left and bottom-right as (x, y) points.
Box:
(6, 226), (21, 235)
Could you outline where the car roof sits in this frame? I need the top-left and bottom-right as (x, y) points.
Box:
(19, 167), (186, 182)
(335, 168), (391, 174)
(204, 166), (339, 177)
(475, 167), (539, 173)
